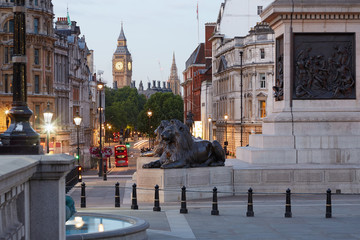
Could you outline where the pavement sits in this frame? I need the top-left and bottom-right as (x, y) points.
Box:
(69, 140), (360, 239)
(68, 173), (360, 240)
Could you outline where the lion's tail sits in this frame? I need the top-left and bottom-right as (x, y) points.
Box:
(212, 140), (225, 163)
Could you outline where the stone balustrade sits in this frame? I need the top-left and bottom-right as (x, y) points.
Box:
(0, 154), (75, 240)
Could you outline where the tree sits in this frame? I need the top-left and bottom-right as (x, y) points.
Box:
(105, 86), (146, 133)
(138, 92), (184, 136)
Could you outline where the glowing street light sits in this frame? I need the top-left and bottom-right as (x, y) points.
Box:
(97, 79), (106, 180)
(147, 109), (152, 149)
(208, 116), (212, 141)
(74, 111), (82, 165)
(43, 102), (53, 154)
(5, 109), (9, 129)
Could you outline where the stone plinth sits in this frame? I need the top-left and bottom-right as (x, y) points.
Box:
(136, 157), (233, 202)
(237, 0), (360, 167)
(226, 159), (360, 194)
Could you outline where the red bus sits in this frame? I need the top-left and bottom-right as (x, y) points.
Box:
(114, 145), (128, 167)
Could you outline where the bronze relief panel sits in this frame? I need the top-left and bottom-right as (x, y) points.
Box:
(293, 33), (355, 100)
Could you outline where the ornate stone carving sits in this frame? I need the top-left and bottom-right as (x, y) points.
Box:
(143, 119), (225, 169)
(273, 36), (284, 101)
(293, 33), (355, 99)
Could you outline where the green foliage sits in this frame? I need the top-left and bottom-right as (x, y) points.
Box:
(105, 86), (146, 132)
(105, 87), (183, 136)
(138, 92), (184, 136)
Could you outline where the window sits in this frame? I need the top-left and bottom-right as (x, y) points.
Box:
(34, 18), (39, 34)
(257, 6), (263, 15)
(73, 87), (80, 101)
(260, 48), (265, 59)
(259, 100), (266, 118)
(4, 47), (13, 64)
(46, 76), (51, 94)
(3, 19), (14, 33)
(260, 73), (266, 89)
(35, 0), (38, 6)
(35, 105), (40, 128)
(35, 75), (40, 93)
(47, 51), (51, 66)
(34, 49), (39, 65)
(4, 74), (8, 93)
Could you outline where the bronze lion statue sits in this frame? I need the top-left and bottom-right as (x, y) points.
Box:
(143, 119), (225, 169)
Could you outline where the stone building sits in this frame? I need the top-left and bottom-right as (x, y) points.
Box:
(182, 23), (215, 128)
(112, 23), (132, 89)
(136, 80), (172, 99)
(210, 0), (274, 154)
(167, 52), (181, 95)
(54, 16), (96, 167)
(0, 0), (56, 150)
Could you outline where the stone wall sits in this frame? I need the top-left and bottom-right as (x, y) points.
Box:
(0, 154), (74, 240)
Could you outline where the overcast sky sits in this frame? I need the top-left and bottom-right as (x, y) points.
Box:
(52, 0), (224, 88)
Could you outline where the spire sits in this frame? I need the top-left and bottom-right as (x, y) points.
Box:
(172, 52), (176, 65)
(67, 5), (71, 26)
(118, 22), (127, 41)
(171, 52), (178, 74)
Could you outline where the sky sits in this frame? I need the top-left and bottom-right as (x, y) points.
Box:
(52, 0), (224, 88)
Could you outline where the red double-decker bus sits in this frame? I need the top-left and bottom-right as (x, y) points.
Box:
(114, 145), (128, 167)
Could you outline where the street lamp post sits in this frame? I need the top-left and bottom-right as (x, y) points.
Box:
(147, 109), (152, 149)
(224, 113), (228, 156)
(0, 0), (41, 154)
(107, 124), (111, 168)
(5, 110), (9, 129)
(97, 80), (105, 180)
(43, 102), (53, 154)
(74, 111), (82, 165)
(240, 51), (244, 147)
(208, 116), (212, 141)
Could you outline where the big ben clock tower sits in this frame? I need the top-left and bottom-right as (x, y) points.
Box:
(112, 23), (132, 89)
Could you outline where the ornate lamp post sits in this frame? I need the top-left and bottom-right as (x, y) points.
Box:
(147, 109), (152, 149)
(0, 0), (41, 154)
(97, 80), (105, 180)
(74, 111), (82, 165)
(5, 110), (9, 129)
(43, 102), (53, 154)
(224, 113), (228, 156)
(208, 116), (212, 141)
(240, 51), (244, 147)
(107, 124), (112, 168)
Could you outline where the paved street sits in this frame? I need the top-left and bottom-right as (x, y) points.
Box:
(68, 141), (360, 240)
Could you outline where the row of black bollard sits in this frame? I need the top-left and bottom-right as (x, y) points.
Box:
(79, 183), (332, 219)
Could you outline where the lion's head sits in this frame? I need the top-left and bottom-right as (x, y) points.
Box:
(154, 120), (170, 143)
(161, 119), (193, 150)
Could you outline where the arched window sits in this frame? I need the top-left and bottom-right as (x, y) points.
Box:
(3, 19), (14, 33)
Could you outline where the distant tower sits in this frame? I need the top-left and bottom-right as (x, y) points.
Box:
(112, 23), (132, 89)
(168, 52), (181, 95)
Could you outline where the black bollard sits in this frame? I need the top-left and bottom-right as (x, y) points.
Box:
(153, 185), (161, 212)
(115, 182), (120, 208)
(246, 188), (254, 217)
(326, 189), (332, 218)
(284, 188), (292, 218)
(180, 186), (188, 214)
(131, 183), (139, 210)
(80, 182), (86, 208)
(211, 187), (219, 215)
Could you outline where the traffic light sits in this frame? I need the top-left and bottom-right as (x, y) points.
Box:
(75, 154), (79, 160)
(78, 165), (82, 182)
(125, 142), (130, 148)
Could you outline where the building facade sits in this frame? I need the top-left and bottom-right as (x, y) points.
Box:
(54, 16), (97, 167)
(182, 23), (215, 137)
(211, 22), (274, 154)
(112, 24), (132, 89)
(0, 0), (56, 151)
(168, 52), (181, 95)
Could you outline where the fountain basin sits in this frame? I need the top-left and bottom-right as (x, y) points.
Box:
(66, 212), (149, 240)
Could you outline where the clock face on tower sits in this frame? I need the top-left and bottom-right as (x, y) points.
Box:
(128, 62), (132, 71)
(115, 61), (124, 70)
